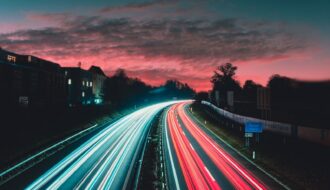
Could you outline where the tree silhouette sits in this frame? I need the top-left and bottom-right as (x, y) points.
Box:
(211, 63), (241, 108)
(162, 80), (195, 99)
(194, 91), (209, 102)
(104, 69), (195, 108)
(243, 80), (262, 101)
(211, 63), (237, 83)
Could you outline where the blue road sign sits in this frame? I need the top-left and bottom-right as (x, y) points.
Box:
(245, 122), (263, 133)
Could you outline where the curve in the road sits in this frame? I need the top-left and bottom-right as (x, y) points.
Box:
(164, 102), (269, 190)
(26, 101), (177, 190)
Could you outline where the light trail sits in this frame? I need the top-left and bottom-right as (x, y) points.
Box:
(179, 102), (267, 189)
(26, 101), (178, 190)
(164, 102), (268, 190)
(167, 104), (222, 190)
(164, 110), (181, 190)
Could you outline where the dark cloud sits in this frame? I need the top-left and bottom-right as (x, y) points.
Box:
(0, 14), (308, 89)
(0, 14), (307, 74)
(99, 0), (178, 13)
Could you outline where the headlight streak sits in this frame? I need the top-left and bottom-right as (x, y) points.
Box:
(88, 111), (151, 189)
(74, 128), (128, 189)
(26, 116), (129, 190)
(26, 101), (179, 190)
(104, 109), (159, 190)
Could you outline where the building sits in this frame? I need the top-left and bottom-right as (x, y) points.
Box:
(0, 48), (108, 109)
(0, 48), (66, 109)
(89, 66), (106, 105)
(64, 67), (94, 106)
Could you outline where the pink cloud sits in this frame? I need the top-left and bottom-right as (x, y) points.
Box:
(0, 12), (317, 92)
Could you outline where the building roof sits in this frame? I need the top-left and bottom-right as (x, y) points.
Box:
(0, 48), (61, 71)
(89, 66), (106, 76)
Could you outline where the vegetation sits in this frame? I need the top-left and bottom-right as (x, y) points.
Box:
(191, 102), (330, 190)
(203, 63), (330, 128)
(104, 69), (195, 109)
(0, 68), (195, 168)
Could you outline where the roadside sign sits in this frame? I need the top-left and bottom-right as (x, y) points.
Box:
(245, 133), (253, 137)
(245, 122), (263, 133)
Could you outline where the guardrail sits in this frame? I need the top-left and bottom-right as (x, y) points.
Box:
(201, 101), (330, 146)
(0, 123), (100, 186)
(0, 106), (147, 186)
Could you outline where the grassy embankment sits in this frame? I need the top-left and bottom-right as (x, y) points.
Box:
(190, 103), (330, 190)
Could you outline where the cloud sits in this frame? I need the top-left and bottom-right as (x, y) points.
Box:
(99, 1), (176, 13)
(0, 10), (309, 91)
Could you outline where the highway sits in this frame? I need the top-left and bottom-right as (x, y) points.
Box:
(163, 102), (286, 190)
(0, 101), (176, 189)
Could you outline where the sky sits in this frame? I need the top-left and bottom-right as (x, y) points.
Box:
(0, 0), (329, 91)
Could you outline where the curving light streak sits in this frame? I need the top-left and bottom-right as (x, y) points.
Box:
(166, 104), (222, 190)
(176, 102), (267, 190)
(26, 101), (178, 190)
(164, 110), (181, 190)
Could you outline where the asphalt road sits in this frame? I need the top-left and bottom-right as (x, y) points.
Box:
(163, 102), (287, 190)
(0, 101), (176, 190)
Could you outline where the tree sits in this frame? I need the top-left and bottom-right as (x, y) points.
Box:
(163, 80), (195, 99)
(243, 80), (262, 100)
(114, 68), (128, 79)
(211, 63), (237, 83)
(211, 63), (241, 107)
(194, 91), (209, 102)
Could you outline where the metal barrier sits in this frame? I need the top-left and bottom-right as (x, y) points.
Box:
(202, 101), (291, 135)
(0, 124), (99, 186)
(201, 101), (330, 146)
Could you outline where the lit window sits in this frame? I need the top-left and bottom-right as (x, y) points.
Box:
(82, 81), (85, 86)
(90, 82), (93, 87)
(82, 91), (85, 97)
(7, 55), (16, 63)
(68, 79), (72, 85)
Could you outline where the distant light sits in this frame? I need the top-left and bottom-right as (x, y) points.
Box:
(90, 82), (93, 87)
(95, 99), (102, 104)
(82, 81), (85, 86)
(82, 91), (85, 97)
(7, 55), (16, 63)
(68, 79), (72, 85)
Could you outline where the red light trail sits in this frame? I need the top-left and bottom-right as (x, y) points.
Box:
(166, 102), (268, 190)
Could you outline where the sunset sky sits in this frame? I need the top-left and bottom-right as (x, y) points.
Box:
(1, 0), (329, 91)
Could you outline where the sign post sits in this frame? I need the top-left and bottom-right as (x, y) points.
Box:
(244, 122), (263, 147)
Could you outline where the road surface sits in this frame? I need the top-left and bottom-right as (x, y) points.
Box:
(0, 101), (176, 190)
(163, 102), (287, 190)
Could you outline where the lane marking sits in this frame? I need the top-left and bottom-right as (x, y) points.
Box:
(189, 143), (195, 151)
(186, 104), (290, 190)
(204, 166), (216, 182)
(164, 111), (181, 190)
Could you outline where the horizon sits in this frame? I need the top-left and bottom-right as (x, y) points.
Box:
(1, 0), (330, 91)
